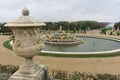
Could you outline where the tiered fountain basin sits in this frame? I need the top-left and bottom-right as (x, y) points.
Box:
(44, 36), (83, 45)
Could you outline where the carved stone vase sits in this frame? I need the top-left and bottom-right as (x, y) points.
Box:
(5, 7), (49, 80)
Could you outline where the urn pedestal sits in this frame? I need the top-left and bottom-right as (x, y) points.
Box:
(9, 64), (48, 80)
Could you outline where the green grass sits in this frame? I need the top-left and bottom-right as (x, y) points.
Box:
(3, 40), (13, 50)
(3, 40), (120, 58)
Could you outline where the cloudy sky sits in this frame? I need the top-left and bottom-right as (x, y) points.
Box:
(0, 0), (120, 22)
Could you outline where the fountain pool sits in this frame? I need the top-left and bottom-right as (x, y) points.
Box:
(42, 36), (120, 54)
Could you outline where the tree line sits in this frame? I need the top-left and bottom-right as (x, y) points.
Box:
(0, 23), (12, 35)
(0, 21), (106, 34)
(42, 21), (105, 32)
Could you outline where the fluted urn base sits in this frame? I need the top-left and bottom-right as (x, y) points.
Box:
(8, 63), (49, 80)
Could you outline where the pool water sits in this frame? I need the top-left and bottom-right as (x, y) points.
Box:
(43, 37), (120, 52)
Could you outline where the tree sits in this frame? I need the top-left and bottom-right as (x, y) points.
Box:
(114, 22), (120, 30)
(0, 23), (12, 35)
(42, 21), (105, 32)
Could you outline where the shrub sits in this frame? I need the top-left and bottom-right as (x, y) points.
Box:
(0, 64), (19, 74)
(109, 31), (113, 35)
(51, 70), (68, 80)
(50, 70), (120, 80)
(117, 32), (120, 35)
(0, 65), (120, 80)
(0, 65), (19, 80)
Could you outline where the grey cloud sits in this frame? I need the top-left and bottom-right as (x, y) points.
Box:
(0, 0), (120, 22)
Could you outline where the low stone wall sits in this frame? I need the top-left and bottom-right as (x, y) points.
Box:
(44, 40), (83, 46)
(41, 49), (120, 54)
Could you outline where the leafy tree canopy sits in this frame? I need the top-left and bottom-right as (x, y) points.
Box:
(43, 21), (105, 31)
(114, 22), (120, 30)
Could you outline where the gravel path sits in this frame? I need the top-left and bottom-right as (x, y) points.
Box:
(0, 35), (120, 74)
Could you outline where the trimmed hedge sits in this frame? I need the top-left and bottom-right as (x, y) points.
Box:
(0, 65), (19, 80)
(0, 65), (120, 80)
(51, 70), (120, 80)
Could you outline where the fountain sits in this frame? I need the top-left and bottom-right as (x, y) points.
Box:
(45, 25), (84, 45)
(5, 8), (49, 80)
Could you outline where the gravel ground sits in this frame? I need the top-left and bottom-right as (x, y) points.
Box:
(0, 35), (120, 75)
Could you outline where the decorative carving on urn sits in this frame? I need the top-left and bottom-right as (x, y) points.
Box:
(12, 27), (44, 57)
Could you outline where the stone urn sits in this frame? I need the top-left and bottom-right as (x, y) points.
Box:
(5, 7), (49, 80)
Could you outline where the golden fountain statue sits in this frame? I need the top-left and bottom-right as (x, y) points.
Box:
(45, 25), (84, 45)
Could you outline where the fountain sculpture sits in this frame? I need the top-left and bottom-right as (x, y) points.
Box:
(5, 8), (49, 80)
(45, 25), (84, 45)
